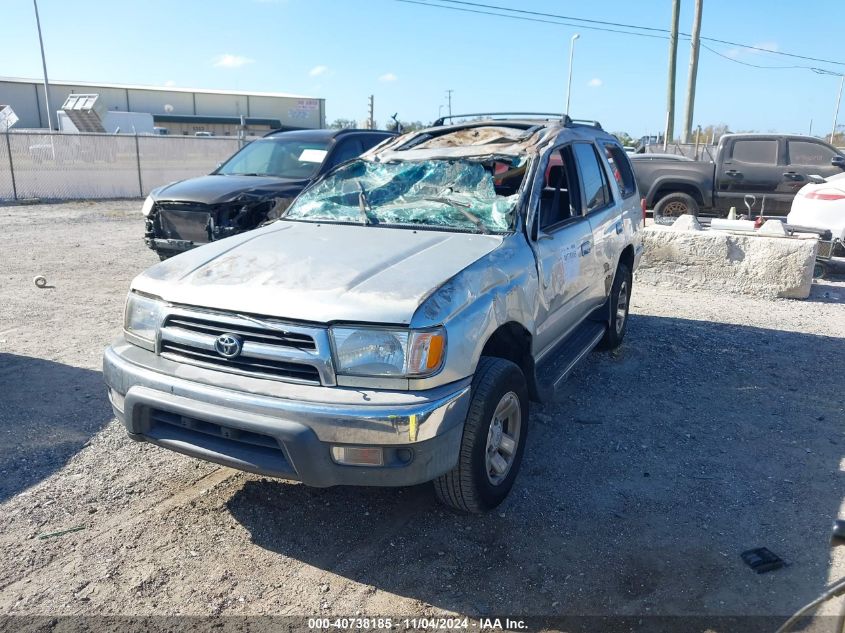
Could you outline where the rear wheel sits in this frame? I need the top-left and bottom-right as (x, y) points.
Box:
(813, 261), (828, 279)
(433, 357), (529, 514)
(598, 261), (632, 350)
(653, 192), (699, 225)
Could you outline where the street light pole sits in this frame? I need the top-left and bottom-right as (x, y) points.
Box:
(565, 33), (580, 116)
(33, 0), (54, 131)
(831, 74), (844, 144)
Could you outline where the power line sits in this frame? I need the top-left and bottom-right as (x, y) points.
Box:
(394, 0), (669, 40)
(700, 36), (843, 67)
(399, 0), (845, 67)
(700, 43), (813, 70)
(440, 0), (668, 34)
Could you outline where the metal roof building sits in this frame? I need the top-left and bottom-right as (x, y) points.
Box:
(0, 76), (325, 135)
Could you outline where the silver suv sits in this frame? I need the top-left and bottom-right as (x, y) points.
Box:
(103, 114), (643, 513)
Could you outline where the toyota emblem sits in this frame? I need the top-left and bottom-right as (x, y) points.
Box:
(214, 333), (243, 359)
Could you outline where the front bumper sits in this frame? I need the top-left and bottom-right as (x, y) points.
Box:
(103, 342), (470, 487)
(145, 237), (201, 255)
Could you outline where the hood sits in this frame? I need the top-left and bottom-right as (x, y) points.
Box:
(133, 221), (504, 324)
(152, 174), (309, 205)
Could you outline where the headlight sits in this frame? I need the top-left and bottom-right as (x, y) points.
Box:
(124, 292), (164, 349)
(141, 196), (155, 216)
(330, 327), (446, 377)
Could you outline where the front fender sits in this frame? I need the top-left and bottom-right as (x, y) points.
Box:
(408, 236), (538, 390)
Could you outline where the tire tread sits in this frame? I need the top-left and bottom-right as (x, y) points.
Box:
(434, 357), (524, 513)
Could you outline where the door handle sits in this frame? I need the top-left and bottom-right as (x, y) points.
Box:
(782, 171), (804, 181)
(580, 241), (592, 256)
(615, 221), (623, 235)
(724, 170), (742, 178)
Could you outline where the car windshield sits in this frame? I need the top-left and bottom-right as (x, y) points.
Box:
(283, 158), (525, 233)
(216, 138), (330, 179)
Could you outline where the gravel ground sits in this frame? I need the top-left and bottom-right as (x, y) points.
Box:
(0, 201), (843, 628)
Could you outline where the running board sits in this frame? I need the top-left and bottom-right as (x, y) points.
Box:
(534, 321), (607, 401)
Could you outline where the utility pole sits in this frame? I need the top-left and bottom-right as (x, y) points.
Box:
(33, 0), (54, 130)
(665, 0), (681, 145)
(565, 34), (580, 116)
(367, 94), (374, 130)
(830, 74), (844, 144)
(445, 89), (453, 118)
(682, 0), (703, 143)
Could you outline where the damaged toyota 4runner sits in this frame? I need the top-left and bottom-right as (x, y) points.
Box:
(104, 114), (643, 512)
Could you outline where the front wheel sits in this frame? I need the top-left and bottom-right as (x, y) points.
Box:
(433, 357), (529, 513)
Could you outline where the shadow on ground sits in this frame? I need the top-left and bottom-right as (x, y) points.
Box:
(810, 280), (845, 304)
(0, 353), (112, 501)
(226, 315), (845, 620)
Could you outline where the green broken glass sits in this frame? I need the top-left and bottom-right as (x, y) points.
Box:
(284, 159), (521, 233)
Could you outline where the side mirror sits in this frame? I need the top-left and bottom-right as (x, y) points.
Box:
(831, 155), (845, 170)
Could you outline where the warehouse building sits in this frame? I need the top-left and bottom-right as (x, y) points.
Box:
(0, 76), (325, 135)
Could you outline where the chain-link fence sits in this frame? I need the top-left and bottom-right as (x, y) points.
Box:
(0, 131), (242, 201)
(643, 143), (717, 161)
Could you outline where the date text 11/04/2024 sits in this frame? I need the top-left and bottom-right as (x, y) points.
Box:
(307, 618), (528, 630)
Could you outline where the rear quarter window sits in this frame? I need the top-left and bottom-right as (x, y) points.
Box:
(788, 140), (836, 166)
(602, 143), (637, 198)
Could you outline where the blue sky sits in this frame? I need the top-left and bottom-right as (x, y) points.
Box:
(2, 0), (843, 137)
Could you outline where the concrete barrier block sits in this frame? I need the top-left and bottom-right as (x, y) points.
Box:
(635, 226), (818, 299)
(670, 214), (703, 231)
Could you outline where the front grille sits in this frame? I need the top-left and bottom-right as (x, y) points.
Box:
(165, 314), (316, 350)
(158, 310), (330, 385)
(161, 340), (321, 382)
(156, 204), (212, 243)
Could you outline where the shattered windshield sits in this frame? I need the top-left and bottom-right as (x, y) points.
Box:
(216, 138), (329, 179)
(283, 158), (525, 233)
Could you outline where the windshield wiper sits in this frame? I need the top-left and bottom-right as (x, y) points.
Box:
(357, 181), (377, 225)
(418, 196), (490, 234)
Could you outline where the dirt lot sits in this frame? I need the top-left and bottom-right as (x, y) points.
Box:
(1, 201), (844, 629)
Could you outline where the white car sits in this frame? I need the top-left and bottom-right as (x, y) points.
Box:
(788, 172), (845, 276)
(787, 172), (845, 241)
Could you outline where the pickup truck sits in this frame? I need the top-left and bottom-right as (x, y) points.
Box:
(631, 133), (845, 224)
(104, 114), (643, 513)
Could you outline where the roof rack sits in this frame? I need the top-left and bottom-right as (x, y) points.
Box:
(569, 118), (604, 129)
(432, 112), (570, 127)
(431, 112), (603, 131)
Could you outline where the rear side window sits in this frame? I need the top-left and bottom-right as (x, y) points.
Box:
(788, 140), (836, 166)
(330, 138), (364, 165)
(573, 143), (611, 213)
(361, 134), (389, 152)
(602, 143), (637, 198)
(731, 139), (778, 165)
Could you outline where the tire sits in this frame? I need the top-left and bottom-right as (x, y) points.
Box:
(653, 192), (699, 226)
(597, 261), (632, 351)
(433, 357), (529, 514)
(813, 261), (828, 279)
